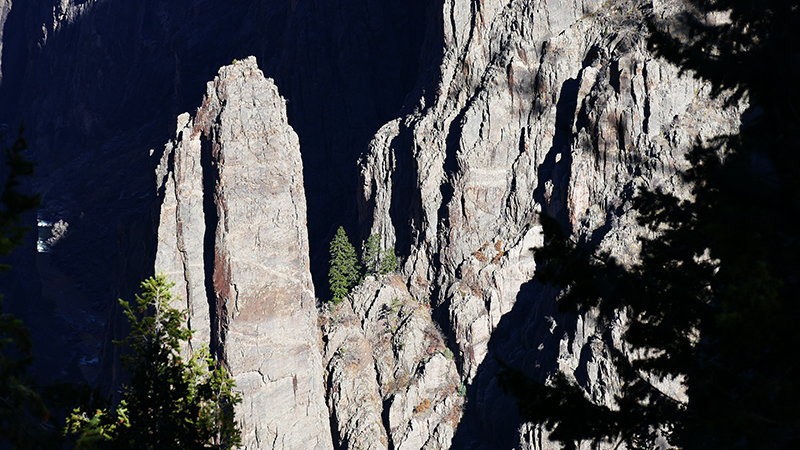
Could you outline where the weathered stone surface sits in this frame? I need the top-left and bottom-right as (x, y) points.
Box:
(323, 298), (389, 450)
(155, 57), (331, 450)
(358, 0), (740, 447)
(322, 275), (464, 450)
(155, 111), (209, 352)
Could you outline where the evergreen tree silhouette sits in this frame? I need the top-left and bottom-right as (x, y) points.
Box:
(500, 2), (800, 449)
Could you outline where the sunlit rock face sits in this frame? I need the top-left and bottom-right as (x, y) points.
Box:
(322, 275), (465, 450)
(154, 57), (332, 450)
(151, 1), (741, 448)
(357, 0), (739, 447)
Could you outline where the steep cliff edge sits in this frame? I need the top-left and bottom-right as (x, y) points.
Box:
(154, 57), (331, 450)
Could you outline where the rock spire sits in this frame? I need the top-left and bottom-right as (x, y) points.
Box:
(154, 56), (332, 450)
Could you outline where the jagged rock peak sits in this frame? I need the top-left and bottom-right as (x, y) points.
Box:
(154, 56), (332, 450)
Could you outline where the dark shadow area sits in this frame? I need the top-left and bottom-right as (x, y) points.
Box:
(449, 279), (580, 448)
(325, 366), (344, 450)
(0, 0), (432, 383)
(532, 77), (579, 232)
(274, 0), (431, 299)
(199, 132), (223, 361)
(381, 397), (395, 450)
(609, 59), (621, 94)
(388, 121), (420, 261)
(437, 107), (466, 235)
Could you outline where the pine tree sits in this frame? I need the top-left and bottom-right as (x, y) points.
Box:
(67, 275), (242, 450)
(328, 226), (360, 304)
(380, 247), (398, 275)
(362, 233), (399, 276)
(362, 234), (382, 275)
(500, 2), (800, 449)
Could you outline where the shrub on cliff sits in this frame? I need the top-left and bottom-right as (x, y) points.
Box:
(380, 247), (398, 274)
(362, 234), (382, 275)
(329, 226), (360, 304)
(67, 275), (241, 450)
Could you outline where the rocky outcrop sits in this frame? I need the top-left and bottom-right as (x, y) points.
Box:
(358, 0), (740, 447)
(322, 275), (464, 450)
(0, 0), (10, 84)
(154, 57), (331, 450)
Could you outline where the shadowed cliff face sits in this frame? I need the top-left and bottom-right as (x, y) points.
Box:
(0, 0), (428, 386)
(272, 0), (431, 294)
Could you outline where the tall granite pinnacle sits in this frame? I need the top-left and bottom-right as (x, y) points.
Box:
(154, 56), (332, 450)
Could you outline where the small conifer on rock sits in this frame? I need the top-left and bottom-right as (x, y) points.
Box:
(380, 247), (398, 274)
(362, 234), (382, 275)
(328, 227), (360, 304)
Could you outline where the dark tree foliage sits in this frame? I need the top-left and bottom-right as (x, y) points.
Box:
(500, 2), (800, 449)
(0, 124), (40, 269)
(0, 126), (54, 448)
(1, 127), (108, 449)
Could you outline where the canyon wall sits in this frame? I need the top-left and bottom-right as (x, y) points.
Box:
(0, 0), (743, 449)
(356, 0), (739, 448)
(0, 0), (427, 389)
(149, 2), (738, 448)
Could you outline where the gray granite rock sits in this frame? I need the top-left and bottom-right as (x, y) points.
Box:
(322, 275), (464, 450)
(155, 57), (332, 450)
(358, 0), (740, 447)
